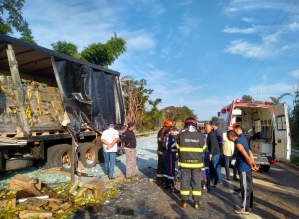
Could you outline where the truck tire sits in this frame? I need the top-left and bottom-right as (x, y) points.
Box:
(78, 142), (98, 168)
(49, 144), (73, 171)
(260, 165), (270, 172)
(47, 145), (59, 168)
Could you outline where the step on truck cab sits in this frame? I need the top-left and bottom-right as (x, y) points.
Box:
(217, 99), (291, 171)
(0, 34), (125, 172)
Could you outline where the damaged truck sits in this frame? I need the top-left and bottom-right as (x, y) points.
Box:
(0, 34), (126, 171)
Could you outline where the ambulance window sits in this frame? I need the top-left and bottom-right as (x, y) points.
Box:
(236, 117), (242, 125)
(254, 120), (261, 132)
(277, 116), (286, 131)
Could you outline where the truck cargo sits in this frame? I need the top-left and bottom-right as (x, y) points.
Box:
(217, 99), (291, 171)
(0, 34), (125, 171)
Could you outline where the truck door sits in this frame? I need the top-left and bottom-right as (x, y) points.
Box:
(274, 103), (291, 161)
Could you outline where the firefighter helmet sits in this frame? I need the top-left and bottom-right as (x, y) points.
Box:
(164, 119), (175, 127)
(184, 116), (197, 131)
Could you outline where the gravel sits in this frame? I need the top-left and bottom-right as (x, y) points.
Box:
(0, 134), (158, 189)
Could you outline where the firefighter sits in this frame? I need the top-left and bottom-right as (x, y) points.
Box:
(156, 119), (175, 185)
(163, 126), (180, 193)
(177, 117), (206, 209)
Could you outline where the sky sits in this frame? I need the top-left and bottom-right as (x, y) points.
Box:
(15, 0), (299, 120)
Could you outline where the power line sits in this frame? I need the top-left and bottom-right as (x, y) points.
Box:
(229, 0), (290, 93)
(237, 21), (298, 90)
(229, 0), (295, 94)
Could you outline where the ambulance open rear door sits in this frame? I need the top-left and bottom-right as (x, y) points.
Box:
(274, 103), (291, 161)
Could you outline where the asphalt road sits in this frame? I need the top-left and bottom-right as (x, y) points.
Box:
(74, 160), (299, 219)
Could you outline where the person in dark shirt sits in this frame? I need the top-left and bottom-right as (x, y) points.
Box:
(205, 124), (222, 186)
(211, 121), (223, 149)
(227, 130), (259, 215)
(121, 122), (137, 178)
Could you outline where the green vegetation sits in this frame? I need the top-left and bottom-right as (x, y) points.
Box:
(51, 41), (80, 58)
(52, 33), (126, 67)
(290, 155), (299, 166)
(0, 0), (26, 35)
(269, 93), (292, 106)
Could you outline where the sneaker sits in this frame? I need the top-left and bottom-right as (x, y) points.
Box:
(170, 187), (180, 193)
(227, 177), (231, 181)
(109, 176), (115, 180)
(214, 183), (223, 187)
(236, 205), (252, 211)
(233, 177), (239, 182)
(234, 209), (249, 215)
(179, 200), (187, 209)
(194, 201), (202, 210)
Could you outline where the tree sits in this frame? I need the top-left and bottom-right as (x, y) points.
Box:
(242, 95), (253, 102)
(51, 41), (80, 58)
(121, 75), (153, 129)
(162, 106), (197, 124)
(210, 116), (218, 122)
(290, 91), (299, 145)
(269, 93), (292, 106)
(19, 21), (37, 45)
(81, 32), (126, 67)
(142, 98), (162, 131)
(0, 0), (26, 34)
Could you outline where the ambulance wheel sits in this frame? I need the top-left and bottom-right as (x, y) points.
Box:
(260, 165), (270, 172)
(78, 143), (98, 168)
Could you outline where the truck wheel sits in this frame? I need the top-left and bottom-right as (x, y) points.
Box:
(78, 143), (98, 168)
(260, 165), (270, 172)
(49, 144), (73, 171)
(47, 145), (59, 168)
(56, 145), (73, 172)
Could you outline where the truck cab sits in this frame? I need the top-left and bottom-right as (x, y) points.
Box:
(217, 99), (291, 171)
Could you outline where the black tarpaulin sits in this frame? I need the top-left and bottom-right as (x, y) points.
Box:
(51, 58), (125, 136)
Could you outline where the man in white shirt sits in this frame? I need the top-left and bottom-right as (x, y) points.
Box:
(101, 124), (119, 179)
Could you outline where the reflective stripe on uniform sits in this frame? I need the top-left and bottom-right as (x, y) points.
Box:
(156, 174), (163, 177)
(176, 143), (180, 149)
(158, 137), (162, 141)
(180, 190), (190, 196)
(157, 151), (163, 155)
(192, 190), (202, 196)
(179, 144), (206, 152)
(178, 162), (204, 168)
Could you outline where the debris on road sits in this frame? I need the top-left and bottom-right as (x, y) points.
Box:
(0, 174), (119, 218)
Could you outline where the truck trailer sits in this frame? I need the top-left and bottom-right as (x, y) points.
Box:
(0, 34), (125, 171)
(217, 99), (291, 171)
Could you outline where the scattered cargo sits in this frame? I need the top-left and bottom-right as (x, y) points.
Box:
(0, 34), (125, 172)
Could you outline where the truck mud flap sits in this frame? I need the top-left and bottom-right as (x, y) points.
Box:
(3, 157), (34, 171)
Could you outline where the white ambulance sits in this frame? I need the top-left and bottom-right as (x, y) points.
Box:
(217, 99), (291, 171)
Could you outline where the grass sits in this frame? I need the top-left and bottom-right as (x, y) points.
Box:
(290, 155), (299, 166)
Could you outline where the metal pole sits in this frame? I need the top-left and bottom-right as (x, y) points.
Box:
(71, 137), (76, 182)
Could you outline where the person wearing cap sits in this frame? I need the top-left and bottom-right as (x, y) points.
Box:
(101, 124), (120, 179)
(121, 122), (137, 178)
